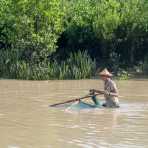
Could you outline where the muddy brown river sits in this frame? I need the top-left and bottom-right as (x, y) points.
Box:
(0, 79), (148, 148)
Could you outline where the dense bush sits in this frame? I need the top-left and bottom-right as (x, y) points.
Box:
(0, 0), (148, 79)
(0, 0), (64, 62)
(59, 0), (148, 68)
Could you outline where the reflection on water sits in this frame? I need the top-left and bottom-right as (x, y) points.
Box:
(0, 80), (148, 148)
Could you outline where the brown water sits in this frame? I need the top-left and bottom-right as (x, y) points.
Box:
(0, 79), (148, 148)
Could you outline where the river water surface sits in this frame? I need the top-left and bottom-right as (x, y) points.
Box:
(0, 79), (148, 148)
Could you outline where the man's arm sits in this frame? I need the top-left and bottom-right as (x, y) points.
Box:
(90, 89), (118, 97)
(105, 91), (118, 97)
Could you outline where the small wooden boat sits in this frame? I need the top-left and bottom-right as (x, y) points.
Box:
(49, 93), (102, 110)
(67, 100), (101, 111)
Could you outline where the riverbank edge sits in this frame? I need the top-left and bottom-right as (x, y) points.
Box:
(0, 74), (148, 81)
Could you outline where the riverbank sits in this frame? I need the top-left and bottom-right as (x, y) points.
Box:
(1, 72), (148, 81)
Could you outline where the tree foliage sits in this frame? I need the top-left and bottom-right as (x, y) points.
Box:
(0, 0), (64, 62)
(59, 0), (148, 68)
(0, 0), (148, 79)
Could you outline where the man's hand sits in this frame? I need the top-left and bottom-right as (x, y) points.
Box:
(89, 89), (95, 92)
(104, 90), (110, 95)
(89, 89), (96, 95)
(89, 89), (104, 95)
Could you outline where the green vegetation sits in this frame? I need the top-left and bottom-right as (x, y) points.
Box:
(116, 69), (131, 80)
(143, 55), (148, 74)
(0, 0), (148, 79)
(0, 50), (95, 80)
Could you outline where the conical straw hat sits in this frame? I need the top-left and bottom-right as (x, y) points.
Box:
(99, 68), (113, 77)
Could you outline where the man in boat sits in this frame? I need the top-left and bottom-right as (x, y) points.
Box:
(90, 68), (120, 108)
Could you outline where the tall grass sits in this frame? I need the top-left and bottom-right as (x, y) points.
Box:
(0, 50), (96, 80)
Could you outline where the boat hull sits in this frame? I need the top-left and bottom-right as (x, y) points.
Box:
(67, 101), (101, 111)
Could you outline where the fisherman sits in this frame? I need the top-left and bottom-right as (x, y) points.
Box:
(90, 68), (120, 108)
